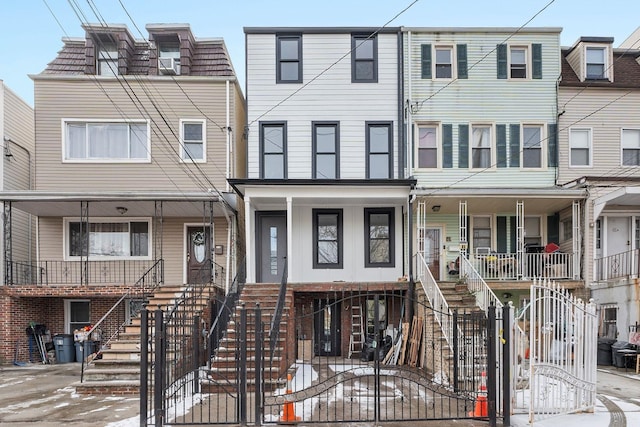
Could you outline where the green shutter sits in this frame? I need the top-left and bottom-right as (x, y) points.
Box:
(458, 124), (469, 168)
(442, 124), (453, 168)
(457, 44), (468, 79)
(548, 123), (557, 167)
(497, 44), (507, 79)
(509, 124), (520, 167)
(532, 43), (542, 79)
(421, 44), (432, 79)
(497, 216), (508, 253)
(496, 124), (507, 168)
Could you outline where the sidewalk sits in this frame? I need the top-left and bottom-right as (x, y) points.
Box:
(510, 366), (640, 427)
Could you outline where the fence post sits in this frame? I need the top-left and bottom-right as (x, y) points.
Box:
(238, 304), (247, 425)
(502, 304), (511, 427)
(154, 309), (165, 427)
(193, 314), (201, 395)
(487, 304), (497, 427)
(254, 303), (262, 426)
(374, 295), (380, 424)
(140, 309), (148, 427)
(453, 309), (459, 393)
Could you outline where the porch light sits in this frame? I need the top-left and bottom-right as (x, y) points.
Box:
(116, 206), (128, 215)
(432, 205), (441, 212)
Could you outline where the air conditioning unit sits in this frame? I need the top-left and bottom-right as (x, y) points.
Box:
(158, 57), (178, 75)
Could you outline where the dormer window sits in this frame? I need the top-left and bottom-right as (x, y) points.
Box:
(158, 41), (181, 75)
(586, 47), (606, 79)
(96, 34), (118, 76)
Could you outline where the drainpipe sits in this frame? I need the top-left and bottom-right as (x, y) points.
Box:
(406, 193), (415, 322)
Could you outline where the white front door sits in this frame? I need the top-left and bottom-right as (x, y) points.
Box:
(606, 217), (630, 256)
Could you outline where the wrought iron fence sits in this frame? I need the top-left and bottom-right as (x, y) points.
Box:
(595, 248), (640, 281)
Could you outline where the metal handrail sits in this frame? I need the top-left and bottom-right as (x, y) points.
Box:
(459, 255), (503, 314)
(595, 248), (640, 281)
(269, 258), (288, 362)
(80, 259), (164, 381)
(207, 260), (246, 352)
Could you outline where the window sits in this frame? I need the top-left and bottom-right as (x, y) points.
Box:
(622, 129), (640, 166)
(67, 220), (149, 259)
(158, 41), (181, 75)
(435, 47), (453, 79)
(472, 216), (492, 250)
(64, 121), (149, 162)
(366, 122), (392, 178)
(586, 47), (606, 79)
(276, 35), (302, 83)
(510, 47), (527, 78)
(180, 119), (206, 162)
(417, 125), (438, 168)
(260, 122), (287, 179)
(352, 34), (377, 82)
(598, 304), (617, 338)
(366, 297), (386, 335)
(65, 300), (91, 334)
(524, 217), (541, 245)
(471, 125), (492, 168)
(365, 208), (395, 267)
(96, 35), (118, 76)
(312, 122), (339, 179)
(595, 219), (602, 250)
(313, 209), (343, 268)
(523, 125), (543, 168)
(569, 128), (591, 166)
(561, 218), (572, 242)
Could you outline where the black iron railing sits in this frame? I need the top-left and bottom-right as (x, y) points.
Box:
(269, 257), (288, 361)
(6, 259), (160, 286)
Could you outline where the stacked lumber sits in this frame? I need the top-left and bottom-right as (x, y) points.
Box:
(382, 316), (424, 367)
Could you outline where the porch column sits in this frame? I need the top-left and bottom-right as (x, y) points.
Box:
(572, 200), (581, 280)
(244, 197), (253, 283)
(286, 196), (292, 281)
(207, 200), (215, 282)
(3, 201), (11, 285)
(459, 200), (467, 256)
(154, 201), (163, 264)
(81, 201), (89, 286)
(516, 201), (525, 278)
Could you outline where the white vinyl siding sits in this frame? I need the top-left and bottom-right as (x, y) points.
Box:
(246, 31), (398, 179)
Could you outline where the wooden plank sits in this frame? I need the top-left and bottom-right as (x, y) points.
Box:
(398, 322), (410, 365)
(409, 317), (424, 367)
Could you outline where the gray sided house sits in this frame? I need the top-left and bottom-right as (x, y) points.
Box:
(557, 36), (640, 339)
(0, 23), (246, 367)
(403, 27), (588, 312)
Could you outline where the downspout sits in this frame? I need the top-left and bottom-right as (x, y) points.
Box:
(397, 29), (404, 179)
(406, 30), (413, 180)
(406, 193), (415, 323)
(225, 80), (232, 291)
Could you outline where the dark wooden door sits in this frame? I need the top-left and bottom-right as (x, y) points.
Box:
(187, 226), (212, 284)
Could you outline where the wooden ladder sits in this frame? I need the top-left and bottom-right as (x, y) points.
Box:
(348, 304), (365, 358)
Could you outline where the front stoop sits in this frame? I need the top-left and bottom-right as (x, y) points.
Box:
(74, 284), (206, 395)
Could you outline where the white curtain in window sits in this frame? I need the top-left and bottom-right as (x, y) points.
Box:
(89, 223), (129, 256)
(88, 124), (128, 158)
(67, 123), (87, 159)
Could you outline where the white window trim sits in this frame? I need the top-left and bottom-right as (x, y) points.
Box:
(64, 299), (91, 334)
(469, 123), (496, 170)
(584, 44), (611, 81)
(568, 127), (593, 168)
(433, 45), (456, 80)
(521, 124), (547, 170)
(414, 122), (441, 169)
(61, 118), (151, 163)
(508, 44), (531, 80)
(179, 118), (207, 163)
(63, 217), (153, 261)
(620, 128), (640, 168)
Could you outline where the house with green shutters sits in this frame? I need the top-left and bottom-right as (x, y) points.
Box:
(403, 27), (588, 309)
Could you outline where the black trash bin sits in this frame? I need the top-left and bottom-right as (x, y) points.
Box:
(597, 338), (616, 365)
(611, 341), (634, 368)
(53, 334), (75, 363)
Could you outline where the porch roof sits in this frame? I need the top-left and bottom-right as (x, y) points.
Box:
(593, 186), (640, 218)
(0, 190), (237, 217)
(411, 187), (587, 214)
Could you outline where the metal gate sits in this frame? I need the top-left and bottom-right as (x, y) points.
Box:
(511, 279), (597, 423)
(142, 291), (505, 425)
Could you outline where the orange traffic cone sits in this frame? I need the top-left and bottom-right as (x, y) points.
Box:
(469, 371), (488, 418)
(279, 373), (301, 424)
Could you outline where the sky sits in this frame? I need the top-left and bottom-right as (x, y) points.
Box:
(1, 0), (639, 106)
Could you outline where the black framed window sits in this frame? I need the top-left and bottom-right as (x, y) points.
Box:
(260, 122), (287, 179)
(366, 122), (392, 179)
(352, 34), (377, 82)
(312, 122), (339, 179)
(365, 208), (395, 267)
(313, 209), (343, 268)
(276, 34), (302, 83)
